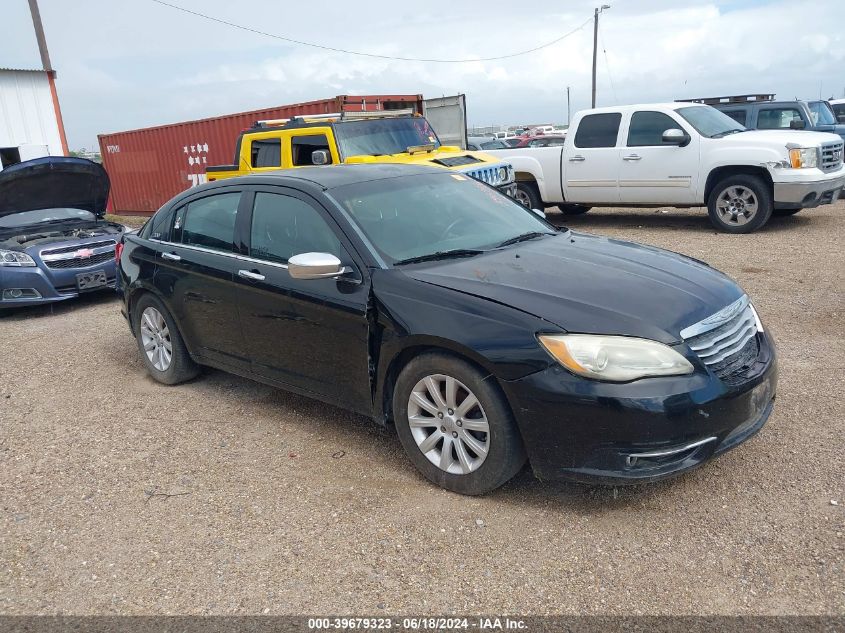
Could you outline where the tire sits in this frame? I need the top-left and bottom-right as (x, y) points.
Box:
(559, 204), (591, 215)
(514, 182), (542, 210)
(707, 174), (773, 233)
(772, 207), (802, 217)
(134, 293), (199, 385)
(392, 353), (526, 495)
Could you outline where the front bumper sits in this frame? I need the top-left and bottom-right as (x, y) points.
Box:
(0, 261), (117, 309)
(773, 170), (845, 208)
(501, 332), (777, 484)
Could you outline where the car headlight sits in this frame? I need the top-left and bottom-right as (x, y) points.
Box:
(0, 249), (36, 267)
(788, 147), (819, 169)
(497, 166), (508, 182)
(538, 334), (694, 382)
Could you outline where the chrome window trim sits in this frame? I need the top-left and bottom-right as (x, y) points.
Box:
(150, 239), (289, 269)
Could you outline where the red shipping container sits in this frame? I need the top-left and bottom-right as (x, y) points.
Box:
(98, 94), (423, 215)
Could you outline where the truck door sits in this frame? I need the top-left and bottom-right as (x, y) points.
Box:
(423, 95), (468, 149)
(563, 112), (621, 204)
(617, 110), (700, 205)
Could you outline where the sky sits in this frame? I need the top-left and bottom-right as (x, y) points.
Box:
(4, 0), (843, 150)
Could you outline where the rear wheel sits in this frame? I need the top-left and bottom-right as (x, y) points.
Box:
(514, 182), (542, 210)
(393, 353), (526, 495)
(772, 207), (802, 217)
(559, 204), (591, 215)
(134, 294), (199, 385)
(707, 174), (773, 233)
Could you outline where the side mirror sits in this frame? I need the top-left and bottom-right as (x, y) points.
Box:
(311, 150), (330, 165)
(288, 252), (346, 280)
(531, 208), (546, 218)
(789, 119), (806, 130)
(662, 128), (690, 146)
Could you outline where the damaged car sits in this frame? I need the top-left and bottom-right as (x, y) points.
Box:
(117, 164), (777, 495)
(0, 156), (124, 308)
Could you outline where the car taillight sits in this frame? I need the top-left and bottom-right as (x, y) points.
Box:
(115, 241), (124, 264)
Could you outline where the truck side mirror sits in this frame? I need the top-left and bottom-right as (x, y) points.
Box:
(311, 150), (331, 165)
(789, 119), (806, 130)
(662, 129), (691, 146)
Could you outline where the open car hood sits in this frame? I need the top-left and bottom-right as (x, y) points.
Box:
(0, 156), (110, 218)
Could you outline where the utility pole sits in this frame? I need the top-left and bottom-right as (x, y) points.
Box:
(591, 5), (610, 108)
(27, 0), (69, 155)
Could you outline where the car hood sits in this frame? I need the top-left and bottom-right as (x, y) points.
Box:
(400, 232), (744, 345)
(730, 129), (843, 147)
(0, 156), (110, 218)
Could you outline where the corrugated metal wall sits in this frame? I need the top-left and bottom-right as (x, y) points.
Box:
(0, 69), (64, 162)
(98, 94), (423, 214)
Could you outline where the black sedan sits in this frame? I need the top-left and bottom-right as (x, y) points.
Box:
(118, 164), (777, 494)
(0, 157), (124, 308)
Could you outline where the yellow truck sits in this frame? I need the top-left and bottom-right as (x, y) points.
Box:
(206, 109), (516, 196)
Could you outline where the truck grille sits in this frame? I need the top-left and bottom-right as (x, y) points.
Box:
(461, 164), (512, 187)
(820, 141), (843, 172)
(680, 295), (760, 382)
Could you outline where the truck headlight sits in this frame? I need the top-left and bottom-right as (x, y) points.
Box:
(497, 166), (508, 182)
(788, 147), (819, 169)
(0, 249), (36, 267)
(538, 334), (694, 382)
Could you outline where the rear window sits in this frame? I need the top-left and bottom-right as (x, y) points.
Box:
(174, 192), (240, 253)
(721, 109), (748, 126)
(251, 138), (281, 168)
(574, 113), (621, 148)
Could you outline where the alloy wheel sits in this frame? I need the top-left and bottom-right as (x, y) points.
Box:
(513, 188), (531, 208)
(716, 185), (758, 226)
(407, 374), (490, 475)
(139, 306), (173, 372)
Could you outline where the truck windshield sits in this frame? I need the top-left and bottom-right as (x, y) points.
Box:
(334, 117), (442, 157)
(676, 106), (746, 138)
(808, 101), (837, 125)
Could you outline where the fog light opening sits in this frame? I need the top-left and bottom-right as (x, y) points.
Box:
(2, 288), (42, 300)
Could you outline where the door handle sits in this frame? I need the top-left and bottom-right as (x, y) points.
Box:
(161, 252), (181, 261)
(623, 154), (642, 161)
(569, 155), (586, 162)
(238, 269), (266, 282)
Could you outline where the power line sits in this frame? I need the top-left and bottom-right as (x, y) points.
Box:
(148, 0), (593, 63)
(598, 20), (618, 104)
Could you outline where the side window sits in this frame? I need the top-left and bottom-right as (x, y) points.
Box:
(574, 113), (622, 148)
(144, 206), (176, 241)
(251, 138), (281, 168)
(627, 111), (682, 146)
(722, 109), (747, 126)
(291, 134), (332, 166)
(529, 139), (545, 147)
(757, 108), (803, 129)
(176, 192), (240, 252)
(249, 193), (343, 264)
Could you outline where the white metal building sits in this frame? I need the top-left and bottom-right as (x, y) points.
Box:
(0, 67), (68, 168)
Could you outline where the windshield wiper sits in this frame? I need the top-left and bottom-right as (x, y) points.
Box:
(711, 129), (744, 138)
(496, 231), (553, 248)
(393, 249), (484, 266)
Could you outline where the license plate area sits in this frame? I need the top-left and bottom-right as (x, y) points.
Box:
(76, 270), (108, 291)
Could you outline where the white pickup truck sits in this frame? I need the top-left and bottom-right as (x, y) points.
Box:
(486, 103), (845, 233)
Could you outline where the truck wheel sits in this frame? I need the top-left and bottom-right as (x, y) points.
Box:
(772, 207), (802, 217)
(559, 204), (591, 215)
(514, 182), (542, 210)
(707, 175), (773, 233)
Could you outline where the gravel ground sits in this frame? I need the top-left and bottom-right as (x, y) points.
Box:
(1, 203), (843, 616)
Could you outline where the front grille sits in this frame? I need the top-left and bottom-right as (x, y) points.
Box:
(44, 251), (113, 269)
(820, 141), (843, 172)
(41, 240), (116, 256)
(681, 296), (760, 382)
(463, 164), (509, 187)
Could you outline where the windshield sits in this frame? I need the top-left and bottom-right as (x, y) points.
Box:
(334, 117), (442, 157)
(0, 207), (96, 229)
(809, 101), (837, 125)
(331, 173), (555, 264)
(676, 105), (746, 137)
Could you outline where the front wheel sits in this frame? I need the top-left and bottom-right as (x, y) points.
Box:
(393, 353), (526, 495)
(707, 175), (773, 233)
(513, 182), (542, 210)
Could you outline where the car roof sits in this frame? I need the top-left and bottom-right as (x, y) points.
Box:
(206, 163), (446, 193)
